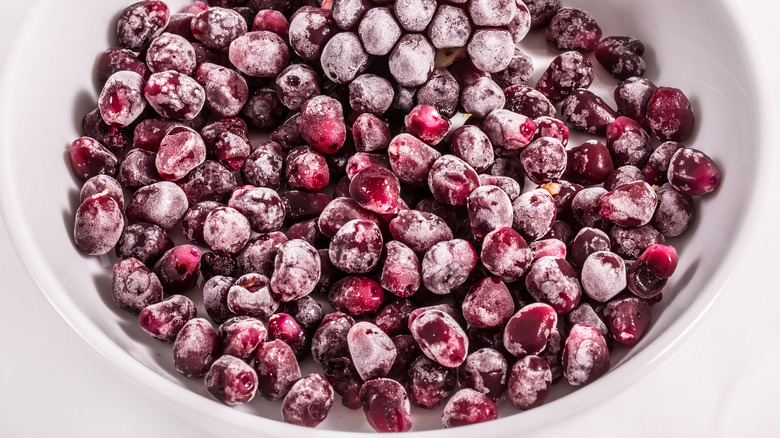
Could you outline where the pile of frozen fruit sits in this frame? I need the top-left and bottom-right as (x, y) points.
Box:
(69, 0), (721, 431)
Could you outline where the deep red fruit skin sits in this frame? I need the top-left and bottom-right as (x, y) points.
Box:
(205, 355), (258, 406)
(97, 48), (150, 84)
(389, 209), (453, 255)
(288, 7), (338, 61)
(606, 116), (652, 168)
(219, 315), (268, 361)
(410, 309), (469, 368)
(563, 324), (610, 386)
(525, 256), (581, 314)
(349, 167), (401, 214)
(595, 36), (646, 80)
(428, 155), (481, 206)
(604, 295), (652, 347)
(112, 257), (163, 314)
(667, 148), (722, 196)
(299, 95), (347, 154)
(627, 244), (678, 299)
(347, 321), (397, 381)
(360, 378), (413, 432)
(388, 134), (442, 187)
(253, 9), (290, 38)
(642, 141), (683, 186)
(535, 51), (594, 102)
(482, 109), (537, 157)
(406, 356), (456, 409)
(534, 116), (569, 146)
(462, 278), (515, 329)
(115, 223), (174, 267)
(504, 85), (556, 119)
(138, 295), (197, 343)
(117, 1), (171, 52)
(173, 318), (219, 378)
(154, 245), (202, 294)
(561, 89), (618, 136)
(229, 31), (289, 78)
(565, 140), (613, 186)
(70, 137), (118, 182)
(203, 276), (234, 325)
(614, 77), (657, 129)
(191, 7), (248, 52)
(82, 108), (131, 157)
(457, 348), (507, 402)
(481, 227), (532, 282)
(511, 188), (557, 242)
(380, 242), (422, 298)
(329, 276), (385, 317)
(282, 374), (335, 427)
(610, 224), (665, 260)
(268, 313), (308, 359)
(156, 127), (207, 181)
(570, 227), (610, 268)
(603, 165), (645, 192)
(652, 183), (695, 237)
(228, 186), (285, 233)
(255, 339), (301, 401)
(646, 87), (695, 142)
(405, 105), (451, 146)
(503, 303), (557, 357)
(329, 219), (383, 274)
(546, 7), (602, 53)
(285, 146), (330, 191)
(520, 137), (567, 185)
(196, 63), (250, 118)
(441, 388), (498, 428)
(507, 355), (552, 410)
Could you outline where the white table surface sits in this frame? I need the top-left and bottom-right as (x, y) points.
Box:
(2, 2), (779, 437)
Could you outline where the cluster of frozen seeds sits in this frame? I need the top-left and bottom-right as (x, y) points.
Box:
(70, 0), (722, 432)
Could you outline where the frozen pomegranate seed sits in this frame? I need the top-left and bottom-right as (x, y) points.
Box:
(389, 34), (436, 87)
(192, 41), (221, 65)
(277, 297), (323, 335)
(177, 160), (236, 204)
(388, 334), (422, 382)
(202, 207), (250, 256)
(507, 355), (551, 410)
(205, 355), (258, 406)
(547, 7), (602, 52)
(468, 0), (515, 26)
(282, 374), (334, 427)
(581, 251), (626, 302)
(427, 5), (471, 49)
(268, 313), (308, 359)
(492, 48), (534, 89)
(462, 277), (515, 329)
(614, 76), (657, 128)
(534, 116), (569, 146)
(642, 141), (683, 186)
(154, 245), (202, 294)
(288, 7), (338, 61)
(346, 321), (397, 380)
(596, 36), (646, 80)
(139, 295), (197, 343)
(318, 197), (378, 238)
(504, 85), (556, 119)
(503, 302), (557, 356)
(242, 88), (287, 130)
(387, 134), (441, 186)
(253, 340), (301, 402)
(408, 304), (465, 330)
(236, 232), (286, 278)
(483, 109), (537, 157)
(442, 388), (498, 428)
(191, 7), (247, 51)
(467, 28), (513, 74)
(96, 47), (149, 85)
(117, 1), (170, 51)
(270, 240), (321, 302)
(133, 118), (183, 153)
(360, 378), (412, 432)
(667, 147), (722, 196)
(512, 188), (556, 242)
(328, 219), (382, 273)
(535, 51), (594, 102)
(467, 186), (513, 239)
(626, 244), (678, 299)
(155, 127), (207, 181)
(604, 295), (651, 346)
(604, 165), (645, 191)
(274, 64), (320, 111)
(194, 63), (249, 117)
(251, 9), (287, 37)
(349, 74), (394, 115)
(173, 318), (219, 378)
(330, 276), (385, 317)
(457, 348), (507, 402)
(201, 121), (251, 172)
(372, 299), (415, 336)
(228, 186), (285, 233)
(450, 58), (490, 88)
(73, 191), (123, 256)
(416, 68), (460, 118)
(320, 32), (369, 84)
(379, 242), (421, 298)
(566, 302), (609, 339)
(481, 227), (532, 283)
(405, 105), (450, 146)
(226, 273), (279, 318)
(284, 146), (329, 191)
(479, 175), (521, 201)
(606, 116), (652, 167)
(299, 95), (347, 154)
(182, 201), (221, 246)
(112, 258), (163, 314)
(351, 113), (390, 152)
(146, 32), (196, 75)
(332, 0), (368, 30)
(203, 275), (234, 324)
(428, 155), (480, 206)
(544, 220), (575, 246)
(394, 0), (435, 31)
(144, 71), (205, 121)
(561, 88), (618, 135)
(609, 224), (665, 260)
(116, 223), (173, 267)
(599, 180), (657, 227)
(563, 324), (610, 386)
(240, 142), (284, 190)
(406, 356), (456, 409)
(98, 72), (147, 128)
(565, 140), (614, 186)
(219, 315), (268, 360)
(411, 309), (469, 368)
(525, 257), (581, 314)
(70, 137), (118, 183)
(646, 87), (695, 142)
(281, 192), (331, 224)
(421, 239), (478, 295)
(349, 167), (400, 214)
(570, 227), (610, 268)
(311, 312), (354, 369)
(461, 77), (506, 120)
(509, 0), (532, 42)
(521, 137), (567, 184)
(389, 209), (453, 255)
(529, 238), (566, 260)
(571, 187), (609, 230)
(345, 152), (389, 180)
(356, 7), (400, 56)
(525, 0), (562, 28)
(652, 183), (694, 237)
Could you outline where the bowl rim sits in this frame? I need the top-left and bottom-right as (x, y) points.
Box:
(0, 0), (774, 435)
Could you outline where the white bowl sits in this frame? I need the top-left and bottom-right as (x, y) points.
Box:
(0, 0), (771, 436)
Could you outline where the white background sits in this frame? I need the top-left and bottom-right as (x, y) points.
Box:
(1, 1), (779, 437)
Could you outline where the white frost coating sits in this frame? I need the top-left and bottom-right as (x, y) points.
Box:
(508, 1), (532, 43)
(525, 257), (580, 312)
(421, 239), (476, 294)
(601, 181), (657, 226)
(563, 325), (609, 386)
(99, 71), (147, 127)
(358, 7), (402, 56)
(147, 32), (197, 74)
(461, 348), (507, 396)
(410, 309), (469, 368)
(467, 29), (514, 73)
(348, 322), (397, 381)
(389, 34), (435, 87)
(580, 251), (626, 302)
(329, 219), (383, 273)
(512, 189), (556, 241)
(320, 32), (370, 84)
(229, 31), (288, 78)
(270, 239), (321, 301)
(467, 185), (513, 239)
(145, 71), (205, 121)
(395, 0), (437, 32)
(428, 5), (472, 49)
(442, 389), (496, 427)
(469, 0), (517, 27)
(192, 7), (247, 51)
(508, 355), (552, 410)
(203, 207), (251, 255)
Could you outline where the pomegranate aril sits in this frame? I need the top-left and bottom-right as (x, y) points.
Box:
(410, 309), (469, 368)
(357, 7), (401, 56)
(255, 339), (302, 400)
(388, 134), (441, 187)
(642, 141), (683, 186)
(144, 71), (205, 121)
(503, 302), (557, 357)
(441, 388), (498, 428)
(570, 227), (610, 268)
(177, 160), (237, 204)
(389, 34), (436, 87)
(606, 116), (652, 168)
(565, 140), (614, 186)
(241, 141), (284, 190)
(191, 6), (247, 51)
(525, 256), (581, 314)
(504, 85), (556, 119)
(428, 155), (480, 206)
(462, 277), (515, 329)
(154, 245), (202, 294)
(461, 77), (506, 120)
(253, 9), (289, 37)
(195, 63), (250, 118)
(74, 191), (123, 256)
(360, 378), (412, 432)
(349, 74), (394, 115)
(268, 313), (308, 359)
(571, 187), (609, 230)
(646, 87), (695, 142)
(614, 76), (657, 128)
(652, 183), (695, 237)
(667, 147), (722, 196)
(604, 165), (646, 192)
(457, 348), (507, 402)
(626, 244), (678, 299)
(536, 51), (594, 103)
(468, 28), (514, 74)
(563, 324), (610, 386)
(227, 272), (278, 319)
(596, 36), (646, 80)
(561, 88), (618, 136)
(288, 7), (338, 61)
(320, 32), (370, 84)
(299, 95), (347, 154)
(138, 295), (197, 343)
(117, 1), (170, 52)
(116, 223), (174, 267)
(422, 239), (478, 295)
(483, 109), (537, 157)
(97, 47), (150, 85)
(406, 355), (456, 409)
(604, 295), (651, 347)
(609, 224), (665, 260)
(156, 127), (207, 181)
(507, 355), (551, 410)
(205, 355), (258, 406)
(599, 180), (658, 227)
(228, 186), (285, 233)
(173, 318), (219, 379)
(332, 0), (368, 30)
(270, 239), (321, 302)
(581, 251), (626, 302)
(481, 227), (532, 283)
(112, 257), (163, 314)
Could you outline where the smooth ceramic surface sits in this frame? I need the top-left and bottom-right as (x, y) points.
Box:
(0, 0), (769, 436)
